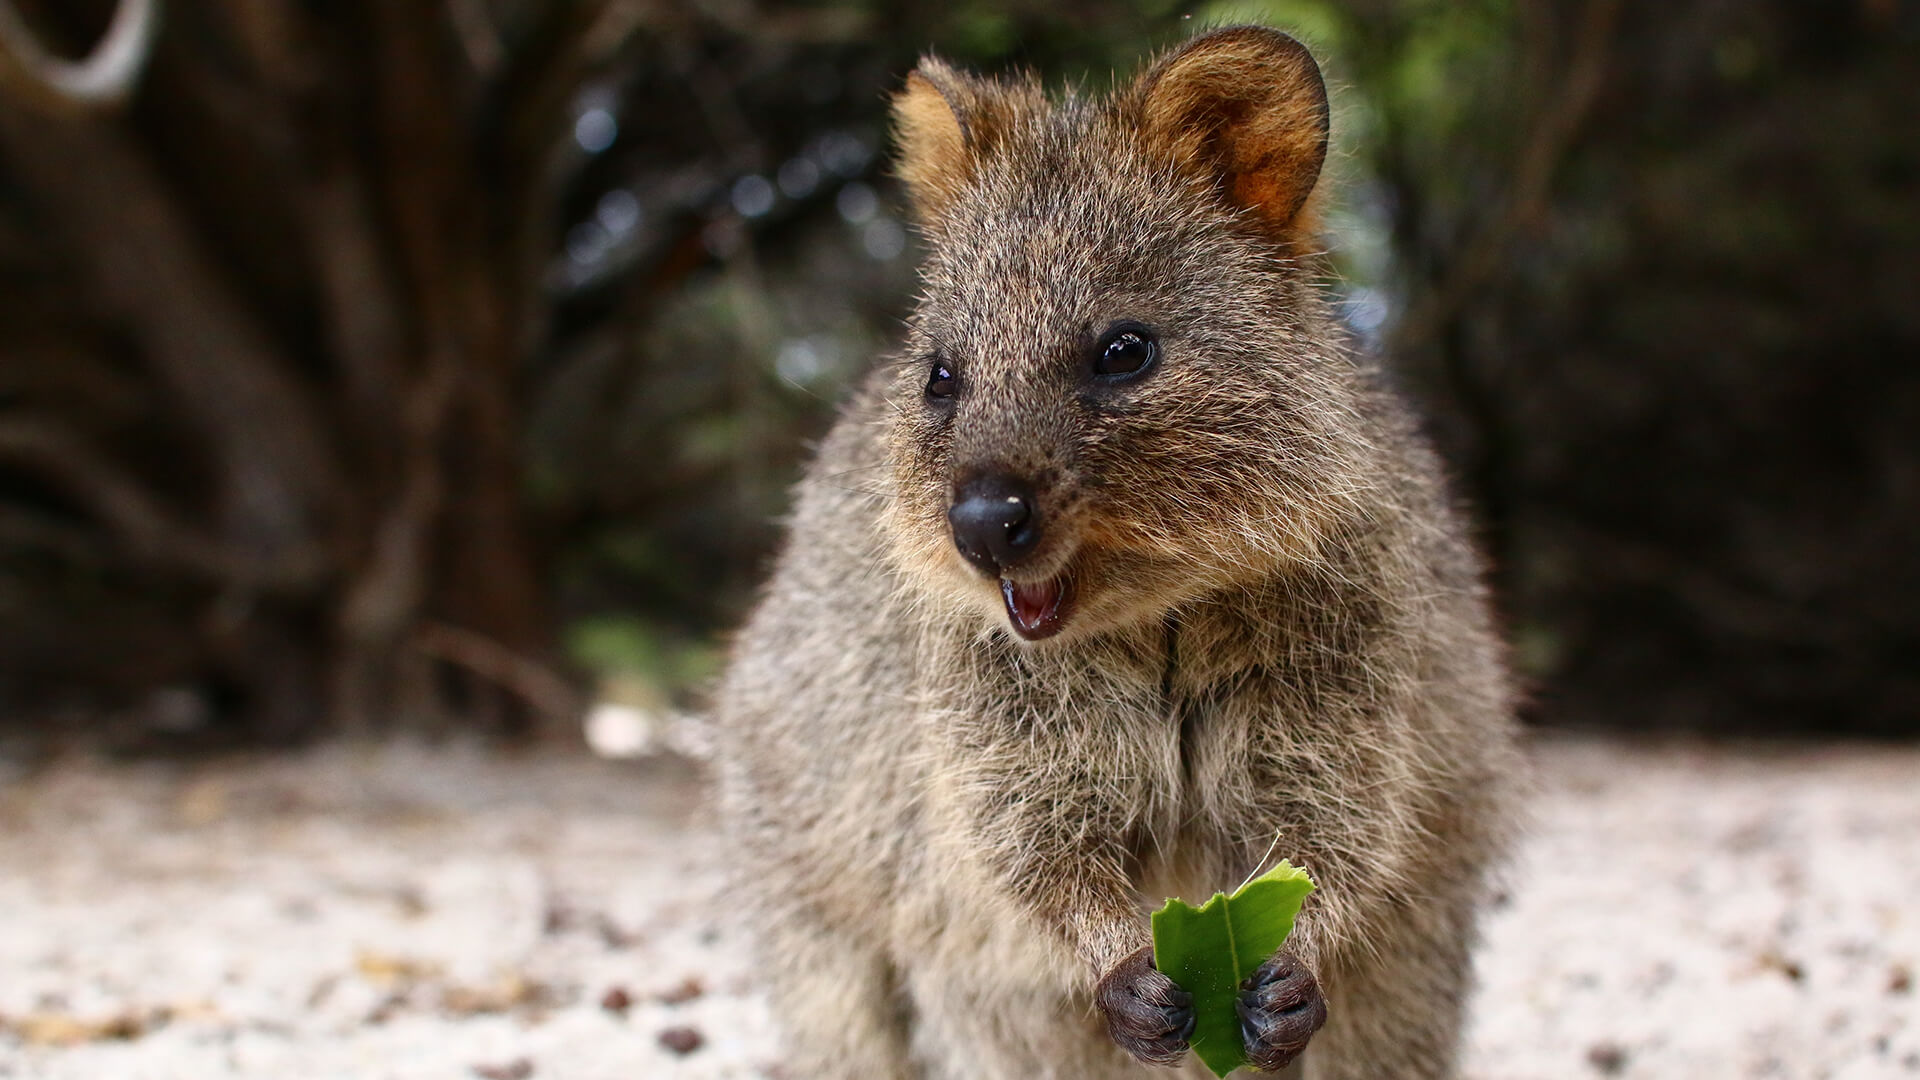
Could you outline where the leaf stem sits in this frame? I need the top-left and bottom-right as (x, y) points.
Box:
(1236, 828), (1286, 893)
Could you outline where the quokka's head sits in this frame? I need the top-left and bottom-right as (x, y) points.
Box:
(880, 27), (1381, 645)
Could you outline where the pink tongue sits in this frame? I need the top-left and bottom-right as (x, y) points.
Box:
(1000, 578), (1064, 638)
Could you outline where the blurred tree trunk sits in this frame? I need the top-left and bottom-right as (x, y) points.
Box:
(0, 0), (616, 739)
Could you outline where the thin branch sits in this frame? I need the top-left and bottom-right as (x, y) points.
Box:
(0, 0), (161, 110)
(446, 0), (505, 77)
(0, 85), (344, 561)
(336, 364), (456, 645)
(491, 0), (652, 352)
(1386, 0), (1624, 356)
(413, 619), (582, 723)
(0, 418), (323, 588)
(0, 505), (113, 565)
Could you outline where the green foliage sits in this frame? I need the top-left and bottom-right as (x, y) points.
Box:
(1150, 861), (1316, 1077)
(1195, 0), (1348, 56)
(564, 615), (719, 693)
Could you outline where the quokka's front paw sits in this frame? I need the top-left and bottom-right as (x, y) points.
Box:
(1236, 950), (1327, 1071)
(1095, 945), (1195, 1066)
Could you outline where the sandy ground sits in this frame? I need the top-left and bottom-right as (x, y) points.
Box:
(0, 733), (1915, 1080)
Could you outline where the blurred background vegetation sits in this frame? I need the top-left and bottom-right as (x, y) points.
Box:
(0, 0), (1913, 751)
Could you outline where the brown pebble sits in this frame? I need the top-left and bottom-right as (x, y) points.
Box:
(471, 1059), (533, 1080)
(1586, 1041), (1628, 1075)
(658, 977), (705, 1006)
(1756, 949), (1805, 984)
(1891, 964), (1913, 995)
(658, 1026), (705, 1055)
(600, 986), (633, 1014)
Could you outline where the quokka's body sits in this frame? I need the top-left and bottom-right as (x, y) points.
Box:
(716, 26), (1519, 1080)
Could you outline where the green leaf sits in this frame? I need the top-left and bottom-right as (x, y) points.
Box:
(1150, 861), (1316, 1078)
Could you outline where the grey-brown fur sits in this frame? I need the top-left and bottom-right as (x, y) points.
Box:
(715, 26), (1519, 1080)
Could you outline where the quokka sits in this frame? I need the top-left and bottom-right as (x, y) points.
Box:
(716, 25), (1520, 1079)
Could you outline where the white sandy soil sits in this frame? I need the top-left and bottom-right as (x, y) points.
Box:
(0, 733), (1915, 1079)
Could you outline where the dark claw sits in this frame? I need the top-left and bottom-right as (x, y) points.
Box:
(1095, 945), (1195, 1066)
(1236, 950), (1327, 1072)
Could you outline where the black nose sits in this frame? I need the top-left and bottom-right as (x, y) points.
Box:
(948, 475), (1042, 575)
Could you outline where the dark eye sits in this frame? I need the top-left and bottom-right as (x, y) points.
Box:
(925, 359), (956, 400)
(1093, 324), (1157, 379)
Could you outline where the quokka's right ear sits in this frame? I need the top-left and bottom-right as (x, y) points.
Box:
(890, 58), (1029, 226)
(1133, 26), (1330, 241)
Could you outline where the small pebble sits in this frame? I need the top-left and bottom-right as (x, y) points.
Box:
(600, 986), (632, 1015)
(1586, 1041), (1628, 1075)
(658, 1026), (705, 1055)
(659, 977), (705, 1005)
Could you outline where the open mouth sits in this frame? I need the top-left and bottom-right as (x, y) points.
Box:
(1000, 574), (1072, 640)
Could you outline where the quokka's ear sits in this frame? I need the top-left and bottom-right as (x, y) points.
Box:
(891, 57), (1029, 225)
(1134, 26), (1330, 239)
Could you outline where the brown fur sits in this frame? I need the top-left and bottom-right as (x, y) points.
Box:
(716, 26), (1519, 1080)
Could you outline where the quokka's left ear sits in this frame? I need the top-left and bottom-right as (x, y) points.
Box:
(890, 57), (1039, 230)
(1132, 26), (1330, 240)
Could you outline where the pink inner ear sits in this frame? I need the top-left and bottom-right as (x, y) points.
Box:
(1212, 92), (1326, 227)
(1231, 131), (1323, 224)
